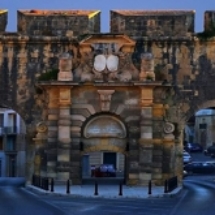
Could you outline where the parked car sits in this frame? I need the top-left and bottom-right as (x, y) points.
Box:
(183, 151), (192, 164)
(184, 143), (203, 153)
(204, 144), (215, 157)
(184, 161), (215, 174)
(94, 164), (116, 177)
(183, 170), (188, 178)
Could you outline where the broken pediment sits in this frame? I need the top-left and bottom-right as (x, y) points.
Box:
(79, 34), (136, 53)
(73, 34), (139, 82)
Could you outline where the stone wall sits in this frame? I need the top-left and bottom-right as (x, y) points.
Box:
(1, 34), (215, 126)
(204, 11), (215, 31)
(17, 10), (101, 36)
(0, 9), (215, 184)
(0, 10), (7, 32)
(110, 10), (195, 38)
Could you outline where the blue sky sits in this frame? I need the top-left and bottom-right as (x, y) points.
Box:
(1, 0), (215, 32)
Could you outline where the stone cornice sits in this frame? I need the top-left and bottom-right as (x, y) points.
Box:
(37, 81), (174, 87)
(0, 34), (77, 43)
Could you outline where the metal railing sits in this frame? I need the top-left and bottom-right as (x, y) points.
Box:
(4, 126), (17, 134)
(32, 175), (49, 191)
(164, 176), (178, 193)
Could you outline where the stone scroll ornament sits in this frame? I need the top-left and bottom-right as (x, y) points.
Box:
(36, 122), (48, 133)
(57, 53), (73, 81)
(163, 122), (175, 134)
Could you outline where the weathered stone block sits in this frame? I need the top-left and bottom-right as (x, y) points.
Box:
(17, 10), (101, 36)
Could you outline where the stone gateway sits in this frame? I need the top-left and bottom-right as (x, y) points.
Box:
(0, 9), (215, 185)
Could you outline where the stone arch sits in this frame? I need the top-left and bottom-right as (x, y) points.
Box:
(185, 99), (215, 122)
(197, 100), (215, 110)
(80, 113), (128, 153)
(80, 113), (129, 183)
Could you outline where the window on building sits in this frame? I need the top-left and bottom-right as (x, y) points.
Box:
(6, 136), (16, 151)
(199, 123), (207, 129)
(0, 137), (3, 150)
(0, 114), (3, 127)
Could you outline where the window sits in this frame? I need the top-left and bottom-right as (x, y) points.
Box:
(0, 114), (3, 127)
(199, 123), (207, 129)
(0, 137), (3, 150)
(6, 136), (16, 151)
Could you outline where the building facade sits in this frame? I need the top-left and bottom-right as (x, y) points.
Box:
(194, 109), (215, 149)
(0, 109), (26, 177)
(0, 9), (215, 185)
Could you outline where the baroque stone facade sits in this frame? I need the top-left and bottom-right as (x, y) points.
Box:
(0, 9), (215, 185)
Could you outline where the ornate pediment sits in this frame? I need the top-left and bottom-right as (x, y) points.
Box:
(55, 34), (156, 83)
(73, 34), (140, 82)
(79, 34), (136, 52)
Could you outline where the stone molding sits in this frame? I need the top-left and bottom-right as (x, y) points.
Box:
(97, 89), (115, 111)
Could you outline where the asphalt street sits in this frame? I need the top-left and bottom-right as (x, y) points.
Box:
(0, 186), (66, 215)
(0, 152), (215, 215)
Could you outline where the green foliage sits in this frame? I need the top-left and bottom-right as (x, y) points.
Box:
(38, 68), (59, 81)
(77, 33), (90, 41)
(196, 22), (215, 40)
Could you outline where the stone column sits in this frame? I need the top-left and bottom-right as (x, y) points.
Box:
(138, 86), (154, 185)
(173, 121), (185, 184)
(57, 87), (72, 181)
(46, 87), (59, 178)
(152, 87), (167, 184)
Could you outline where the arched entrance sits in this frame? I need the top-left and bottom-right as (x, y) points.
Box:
(80, 114), (128, 184)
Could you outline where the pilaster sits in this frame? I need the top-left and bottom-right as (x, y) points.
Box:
(46, 87), (59, 178)
(57, 87), (72, 180)
(137, 86), (154, 185)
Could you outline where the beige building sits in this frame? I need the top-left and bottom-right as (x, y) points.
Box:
(0, 108), (26, 177)
(194, 109), (215, 149)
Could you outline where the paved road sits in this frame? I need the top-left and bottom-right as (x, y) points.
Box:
(0, 186), (66, 215)
(1, 175), (215, 215)
(37, 175), (215, 215)
(172, 176), (215, 215)
(37, 192), (180, 215)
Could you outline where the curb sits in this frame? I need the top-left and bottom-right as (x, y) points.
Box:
(25, 185), (183, 199)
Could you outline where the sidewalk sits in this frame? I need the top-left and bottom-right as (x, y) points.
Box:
(26, 183), (183, 199)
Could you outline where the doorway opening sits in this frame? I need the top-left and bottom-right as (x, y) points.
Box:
(81, 151), (126, 184)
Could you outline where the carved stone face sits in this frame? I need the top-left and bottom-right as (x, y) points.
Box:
(93, 54), (119, 73)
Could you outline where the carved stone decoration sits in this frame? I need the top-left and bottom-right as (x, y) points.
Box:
(97, 90), (115, 111)
(36, 121), (48, 133)
(73, 35), (139, 82)
(154, 87), (167, 103)
(106, 55), (119, 72)
(163, 122), (175, 134)
(139, 52), (155, 81)
(93, 54), (106, 72)
(58, 53), (73, 81)
(117, 52), (139, 82)
(83, 115), (127, 138)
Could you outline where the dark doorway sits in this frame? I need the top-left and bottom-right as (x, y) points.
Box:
(9, 156), (16, 177)
(103, 152), (116, 168)
(82, 154), (90, 177)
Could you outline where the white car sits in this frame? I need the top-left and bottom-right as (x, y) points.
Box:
(183, 151), (192, 164)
